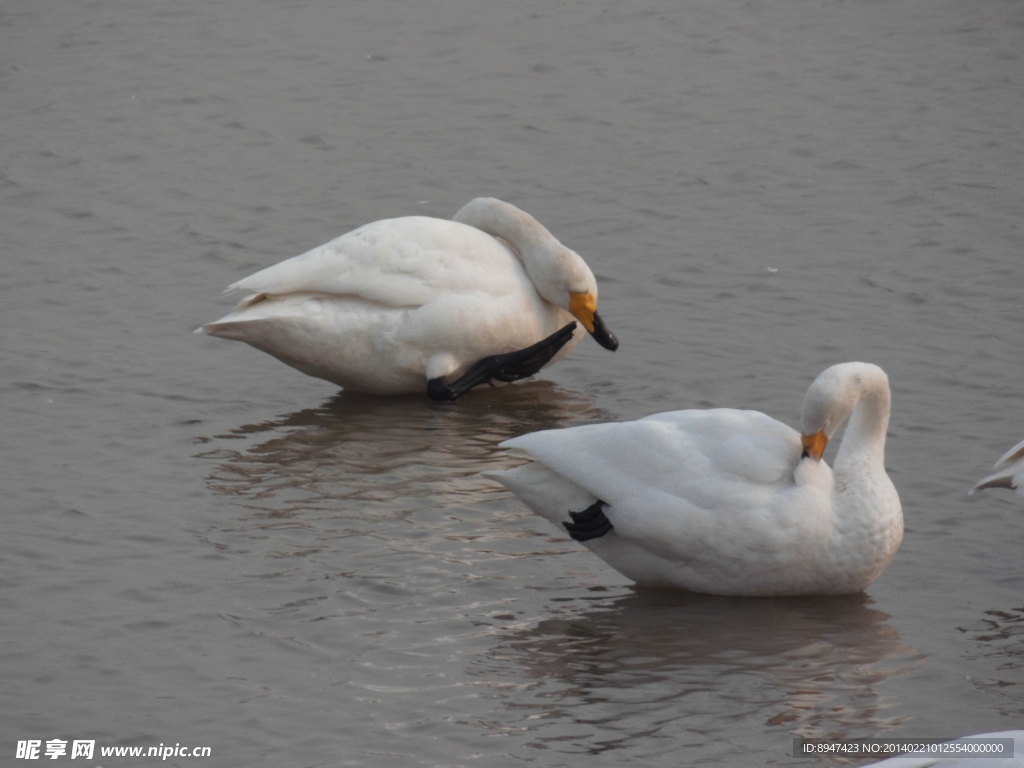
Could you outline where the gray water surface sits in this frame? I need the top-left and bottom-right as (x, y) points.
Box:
(3, 0), (1023, 765)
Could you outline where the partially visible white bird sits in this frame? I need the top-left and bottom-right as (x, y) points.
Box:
(486, 362), (903, 596)
(199, 198), (617, 401)
(969, 439), (1024, 497)
(857, 731), (1024, 767)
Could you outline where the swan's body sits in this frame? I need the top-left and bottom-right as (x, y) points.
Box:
(486, 362), (903, 596)
(200, 198), (617, 399)
(970, 439), (1024, 497)
(858, 731), (1024, 767)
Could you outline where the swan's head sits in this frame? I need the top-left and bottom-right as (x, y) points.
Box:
(454, 197), (618, 351)
(799, 362), (889, 461)
(549, 249), (618, 352)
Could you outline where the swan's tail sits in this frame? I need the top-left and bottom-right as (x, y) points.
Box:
(483, 461), (597, 528)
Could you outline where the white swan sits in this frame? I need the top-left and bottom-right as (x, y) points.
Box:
(857, 731), (1024, 767)
(485, 362), (903, 596)
(199, 198), (618, 400)
(970, 439), (1024, 497)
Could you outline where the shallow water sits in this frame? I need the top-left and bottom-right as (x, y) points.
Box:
(3, 0), (1023, 765)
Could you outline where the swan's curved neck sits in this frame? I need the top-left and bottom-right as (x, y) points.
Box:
(834, 383), (890, 469)
(453, 198), (556, 264)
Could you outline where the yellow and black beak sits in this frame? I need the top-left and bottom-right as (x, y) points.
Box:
(569, 291), (619, 351)
(800, 430), (828, 461)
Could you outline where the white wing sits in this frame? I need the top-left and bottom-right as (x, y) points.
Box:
(491, 411), (835, 585)
(228, 216), (527, 309)
(970, 438), (1024, 496)
(501, 408), (801, 509)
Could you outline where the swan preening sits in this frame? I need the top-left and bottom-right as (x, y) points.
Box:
(200, 198), (617, 401)
(486, 362), (903, 596)
(970, 439), (1024, 497)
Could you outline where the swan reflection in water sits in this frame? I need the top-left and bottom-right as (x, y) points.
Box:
(472, 589), (923, 756)
(196, 381), (600, 522)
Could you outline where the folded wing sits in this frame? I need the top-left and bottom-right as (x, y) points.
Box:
(501, 408), (801, 510)
(228, 217), (527, 309)
(970, 438), (1024, 496)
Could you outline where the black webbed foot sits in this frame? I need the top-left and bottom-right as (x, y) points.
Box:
(426, 322), (578, 402)
(564, 499), (614, 542)
(426, 377), (458, 401)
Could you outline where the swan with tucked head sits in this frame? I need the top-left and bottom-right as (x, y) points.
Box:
(486, 362), (903, 596)
(200, 198), (617, 401)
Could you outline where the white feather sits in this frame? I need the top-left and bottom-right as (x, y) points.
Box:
(486, 362), (904, 596)
(970, 438), (1024, 496)
(199, 198), (609, 394)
